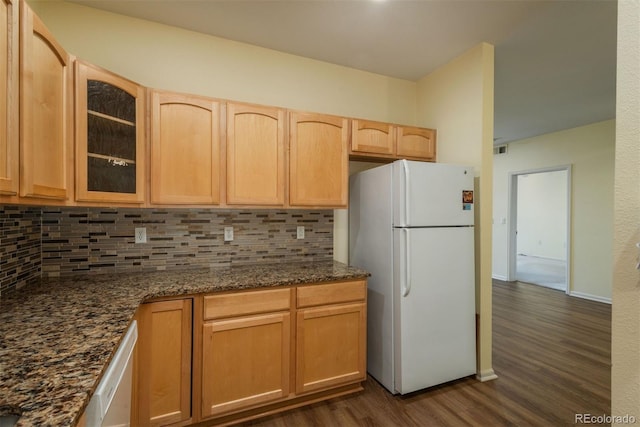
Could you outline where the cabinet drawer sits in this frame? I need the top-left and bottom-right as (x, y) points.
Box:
(297, 280), (366, 308)
(204, 288), (291, 320)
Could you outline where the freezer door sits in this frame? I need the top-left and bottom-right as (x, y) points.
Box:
(393, 160), (474, 227)
(393, 227), (476, 395)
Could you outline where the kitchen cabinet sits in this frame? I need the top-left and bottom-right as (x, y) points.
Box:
(295, 280), (367, 394)
(19, 0), (72, 200)
(151, 90), (221, 205)
(350, 119), (395, 159)
(135, 299), (193, 427)
(200, 288), (291, 418)
(350, 120), (437, 162)
(0, 0), (17, 196)
(289, 112), (348, 208)
(226, 102), (285, 206)
(396, 126), (436, 161)
(75, 61), (145, 203)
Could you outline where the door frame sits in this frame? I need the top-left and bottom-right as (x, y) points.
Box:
(507, 165), (572, 294)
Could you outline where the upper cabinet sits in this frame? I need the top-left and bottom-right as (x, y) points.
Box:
(75, 61), (145, 203)
(226, 102), (285, 206)
(0, 0), (18, 196)
(350, 119), (436, 162)
(289, 112), (348, 208)
(396, 126), (436, 161)
(19, 0), (72, 200)
(350, 119), (394, 158)
(150, 90), (221, 205)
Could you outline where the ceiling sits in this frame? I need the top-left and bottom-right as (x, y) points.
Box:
(68, 0), (617, 144)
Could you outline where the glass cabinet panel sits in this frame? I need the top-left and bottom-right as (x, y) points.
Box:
(86, 80), (136, 194)
(75, 61), (145, 203)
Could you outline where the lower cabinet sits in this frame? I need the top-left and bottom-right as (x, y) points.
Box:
(135, 298), (193, 426)
(295, 280), (367, 395)
(199, 288), (292, 419)
(296, 302), (366, 394)
(134, 280), (366, 426)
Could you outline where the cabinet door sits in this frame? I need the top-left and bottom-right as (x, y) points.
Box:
(75, 61), (145, 203)
(19, 1), (71, 200)
(289, 112), (348, 207)
(296, 302), (366, 394)
(136, 299), (193, 427)
(396, 126), (436, 161)
(0, 0), (17, 196)
(226, 103), (285, 206)
(350, 119), (395, 157)
(151, 91), (221, 205)
(201, 312), (290, 418)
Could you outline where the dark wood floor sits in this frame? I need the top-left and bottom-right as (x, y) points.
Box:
(246, 280), (612, 426)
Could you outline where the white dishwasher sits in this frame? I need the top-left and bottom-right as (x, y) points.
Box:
(85, 320), (138, 427)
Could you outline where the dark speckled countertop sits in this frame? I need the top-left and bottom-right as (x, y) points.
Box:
(0, 261), (369, 427)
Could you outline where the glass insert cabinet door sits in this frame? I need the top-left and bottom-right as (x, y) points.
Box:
(75, 61), (145, 203)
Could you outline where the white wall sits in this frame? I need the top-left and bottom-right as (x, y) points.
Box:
(493, 120), (614, 301)
(612, 0), (640, 418)
(516, 170), (567, 260)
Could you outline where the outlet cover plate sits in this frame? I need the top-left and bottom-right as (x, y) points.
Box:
(224, 227), (234, 242)
(297, 226), (305, 239)
(135, 227), (147, 244)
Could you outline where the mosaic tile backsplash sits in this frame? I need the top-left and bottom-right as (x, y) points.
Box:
(0, 205), (42, 296)
(41, 208), (333, 277)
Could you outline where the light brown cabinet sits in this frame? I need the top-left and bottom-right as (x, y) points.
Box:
(135, 299), (193, 427)
(350, 119), (395, 159)
(289, 112), (348, 208)
(19, 0), (72, 200)
(0, 0), (18, 196)
(200, 288), (291, 418)
(396, 126), (436, 161)
(197, 281), (365, 425)
(151, 90), (221, 205)
(226, 102), (285, 206)
(75, 61), (145, 204)
(295, 280), (367, 394)
(350, 119), (436, 162)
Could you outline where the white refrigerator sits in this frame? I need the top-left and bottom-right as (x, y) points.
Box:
(349, 160), (476, 395)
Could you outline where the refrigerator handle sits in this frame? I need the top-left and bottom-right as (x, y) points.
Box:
(402, 160), (410, 225)
(403, 228), (411, 297)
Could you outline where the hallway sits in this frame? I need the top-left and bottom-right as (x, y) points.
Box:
(516, 254), (566, 291)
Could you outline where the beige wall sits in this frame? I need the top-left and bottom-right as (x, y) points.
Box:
(493, 120), (615, 301)
(29, 1), (416, 124)
(613, 0), (640, 420)
(416, 43), (495, 381)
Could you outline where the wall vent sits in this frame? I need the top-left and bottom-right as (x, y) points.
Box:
(493, 145), (508, 155)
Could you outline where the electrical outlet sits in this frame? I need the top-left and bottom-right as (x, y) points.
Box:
(135, 227), (147, 244)
(297, 226), (305, 240)
(224, 226), (234, 242)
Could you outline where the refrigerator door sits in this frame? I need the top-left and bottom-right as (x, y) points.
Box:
(393, 160), (475, 227)
(393, 226), (476, 395)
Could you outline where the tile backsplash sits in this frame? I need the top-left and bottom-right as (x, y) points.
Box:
(41, 207), (333, 277)
(0, 205), (42, 295)
(0, 206), (333, 288)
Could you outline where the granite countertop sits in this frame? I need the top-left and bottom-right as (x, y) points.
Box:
(0, 260), (369, 427)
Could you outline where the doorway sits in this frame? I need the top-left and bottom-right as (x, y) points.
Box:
(507, 166), (571, 293)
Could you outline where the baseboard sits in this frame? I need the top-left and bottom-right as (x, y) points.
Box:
(476, 369), (498, 382)
(569, 291), (611, 304)
(492, 274), (508, 281)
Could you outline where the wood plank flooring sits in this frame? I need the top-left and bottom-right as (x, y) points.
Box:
(245, 280), (611, 426)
